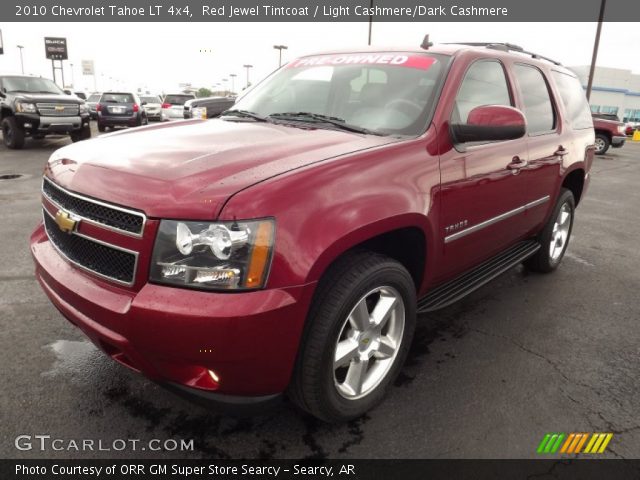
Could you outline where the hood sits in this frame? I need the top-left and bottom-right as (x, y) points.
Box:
(16, 93), (81, 104)
(45, 119), (396, 219)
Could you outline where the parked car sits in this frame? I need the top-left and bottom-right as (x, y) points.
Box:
(141, 95), (163, 121)
(31, 42), (594, 422)
(183, 96), (236, 119)
(0, 74), (91, 149)
(161, 93), (195, 121)
(85, 92), (102, 119)
(592, 115), (626, 154)
(96, 92), (148, 132)
(625, 122), (640, 136)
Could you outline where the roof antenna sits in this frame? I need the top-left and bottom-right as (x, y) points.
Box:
(420, 34), (433, 50)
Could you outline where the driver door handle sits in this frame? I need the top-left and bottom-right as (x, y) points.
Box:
(554, 146), (569, 157)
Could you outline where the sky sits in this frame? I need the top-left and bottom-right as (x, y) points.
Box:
(0, 22), (637, 94)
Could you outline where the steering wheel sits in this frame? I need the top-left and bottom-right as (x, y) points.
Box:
(384, 98), (423, 118)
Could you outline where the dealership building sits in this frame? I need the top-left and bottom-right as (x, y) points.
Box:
(569, 66), (640, 123)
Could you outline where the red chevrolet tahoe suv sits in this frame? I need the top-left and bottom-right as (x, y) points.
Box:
(31, 42), (595, 422)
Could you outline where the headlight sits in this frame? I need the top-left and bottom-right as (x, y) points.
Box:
(79, 103), (88, 114)
(16, 102), (37, 113)
(150, 219), (275, 290)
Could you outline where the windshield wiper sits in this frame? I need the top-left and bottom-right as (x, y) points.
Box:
(268, 112), (383, 135)
(220, 109), (269, 122)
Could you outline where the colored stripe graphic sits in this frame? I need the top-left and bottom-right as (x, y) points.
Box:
(538, 433), (613, 454)
(574, 433), (589, 453)
(537, 433), (565, 454)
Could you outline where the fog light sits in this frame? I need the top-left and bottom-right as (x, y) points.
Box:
(24, 123), (32, 128)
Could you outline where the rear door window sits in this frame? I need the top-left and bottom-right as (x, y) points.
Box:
(513, 64), (556, 134)
(101, 93), (134, 104)
(552, 71), (593, 130)
(164, 95), (194, 105)
(453, 60), (512, 123)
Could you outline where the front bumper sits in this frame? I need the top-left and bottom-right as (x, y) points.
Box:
(16, 112), (90, 134)
(30, 222), (315, 401)
(612, 135), (626, 148)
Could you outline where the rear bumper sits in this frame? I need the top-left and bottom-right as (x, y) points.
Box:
(98, 114), (138, 126)
(612, 136), (626, 148)
(30, 223), (316, 401)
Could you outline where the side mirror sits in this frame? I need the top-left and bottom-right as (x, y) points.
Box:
(64, 89), (72, 95)
(451, 105), (526, 144)
(141, 101), (147, 106)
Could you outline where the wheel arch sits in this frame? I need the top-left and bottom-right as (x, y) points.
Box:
(561, 167), (586, 206)
(305, 213), (431, 293)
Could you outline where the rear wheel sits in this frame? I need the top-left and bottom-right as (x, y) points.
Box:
(97, 123), (106, 132)
(524, 188), (575, 273)
(594, 133), (610, 155)
(2, 116), (25, 149)
(289, 251), (416, 422)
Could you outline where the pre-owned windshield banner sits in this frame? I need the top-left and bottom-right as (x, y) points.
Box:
(3, 0), (639, 22)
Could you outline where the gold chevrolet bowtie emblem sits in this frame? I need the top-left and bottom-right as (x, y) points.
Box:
(55, 210), (78, 233)
(55, 105), (65, 112)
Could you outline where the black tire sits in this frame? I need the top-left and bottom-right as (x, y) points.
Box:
(32, 134), (46, 140)
(97, 123), (106, 133)
(1, 116), (26, 149)
(70, 125), (91, 142)
(142, 115), (148, 126)
(289, 251), (416, 422)
(594, 133), (610, 155)
(524, 188), (575, 273)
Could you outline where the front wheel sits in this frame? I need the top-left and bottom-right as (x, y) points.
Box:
(524, 189), (575, 273)
(70, 125), (91, 142)
(289, 251), (416, 422)
(2, 116), (25, 149)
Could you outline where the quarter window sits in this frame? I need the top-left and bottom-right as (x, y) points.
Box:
(552, 71), (593, 130)
(453, 60), (512, 123)
(514, 64), (555, 134)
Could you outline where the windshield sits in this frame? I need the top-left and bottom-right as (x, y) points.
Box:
(164, 94), (194, 105)
(87, 94), (101, 102)
(232, 52), (446, 136)
(3, 76), (63, 95)
(141, 96), (161, 104)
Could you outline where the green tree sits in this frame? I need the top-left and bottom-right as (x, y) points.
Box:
(197, 87), (212, 98)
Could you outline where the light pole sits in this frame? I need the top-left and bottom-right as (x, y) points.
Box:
(242, 64), (253, 89)
(16, 45), (24, 74)
(69, 62), (75, 89)
(229, 73), (237, 94)
(586, 0), (606, 101)
(273, 45), (288, 67)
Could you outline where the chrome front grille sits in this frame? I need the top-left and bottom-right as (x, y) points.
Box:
(43, 209), (138, 285)
(36, 103), (80, 116)
(42, 177), (146, 236)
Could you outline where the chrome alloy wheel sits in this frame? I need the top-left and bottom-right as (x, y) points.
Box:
(594, 137), (606, 154)
(549, 202), (572, 262)
(333, 286), (405, 400)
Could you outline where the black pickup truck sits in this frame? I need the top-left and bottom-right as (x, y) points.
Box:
(183, 96), (236, 119)
(0, 75), (91, 149)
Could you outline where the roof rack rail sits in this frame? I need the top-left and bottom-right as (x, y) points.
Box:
(444, 42), (562, 66)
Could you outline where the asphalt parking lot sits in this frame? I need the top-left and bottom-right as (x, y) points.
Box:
(1, 125), (639, 460)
